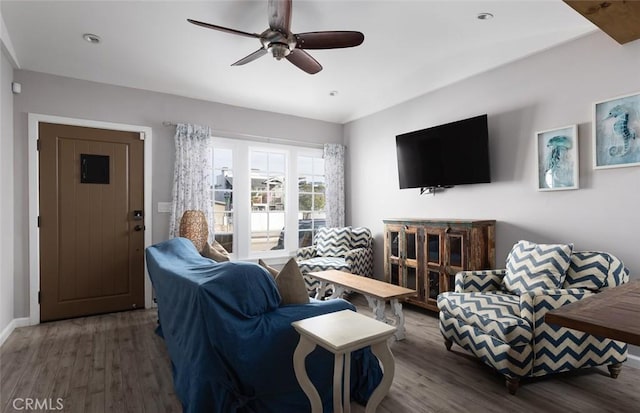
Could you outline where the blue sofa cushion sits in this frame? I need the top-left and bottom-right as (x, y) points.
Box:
(149, 237), (280, 317)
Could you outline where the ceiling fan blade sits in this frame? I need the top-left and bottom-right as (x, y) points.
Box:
(286, 49), (322, 75)
(295, 31), (364, 49)
(187, 19), (260, 39)
(231, 48), (268, 66)
(268, 0), (292, 32)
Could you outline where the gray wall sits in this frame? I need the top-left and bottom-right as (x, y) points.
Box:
(1, 48), (14, 333)
(11, 70), (342, 318)
(344, 32), (640, 354)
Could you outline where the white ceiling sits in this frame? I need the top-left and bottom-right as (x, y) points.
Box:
(1, 0), (596, 123)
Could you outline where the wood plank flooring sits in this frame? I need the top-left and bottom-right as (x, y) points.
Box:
(1, 294), (638, 412)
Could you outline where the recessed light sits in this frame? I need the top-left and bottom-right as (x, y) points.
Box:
(477, 12), (494, 20)
(329, 90), (338, 97)
(82, 33), (101, 44)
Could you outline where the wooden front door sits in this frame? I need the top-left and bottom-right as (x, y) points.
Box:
(39, 123), (145, 322)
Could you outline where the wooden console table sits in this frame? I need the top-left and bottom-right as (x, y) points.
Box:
(308, 270), (416, 340)
(545, 280), (640, 345)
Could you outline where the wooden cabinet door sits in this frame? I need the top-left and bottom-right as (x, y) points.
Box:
(403, 226), (422, 301)
(384, 225), (403, 286)
(384, 224), (422, 299)
(443, 229), (470, 293)
(424, 228), (443, 306)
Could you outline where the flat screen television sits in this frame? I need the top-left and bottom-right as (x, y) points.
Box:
(396, 114), (490, 190)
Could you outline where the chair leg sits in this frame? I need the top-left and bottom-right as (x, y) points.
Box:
(505, 377), (520, 395)
(444, 337), (453, 351)
(608, 362), (622, 379)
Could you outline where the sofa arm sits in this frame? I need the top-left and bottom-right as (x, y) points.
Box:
(344, 248), (374, 277)
(518, 288), (593, 326)
(455, 269), (507, 293)
(296, 246), (317, 260)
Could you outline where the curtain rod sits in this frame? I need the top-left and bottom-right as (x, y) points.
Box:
(162, 121), (326, 150)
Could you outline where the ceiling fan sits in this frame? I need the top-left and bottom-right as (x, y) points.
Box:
(187, 0), (364, 75)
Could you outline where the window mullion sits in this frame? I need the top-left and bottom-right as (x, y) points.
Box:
(234, 141), (250, 258)
(285, 149), (298, 253)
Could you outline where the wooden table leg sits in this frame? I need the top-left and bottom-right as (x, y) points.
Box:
(365, 295), (387, 322)
(365, 341), (395, 413)
(331, 285), (346, 299)
(317, 280), (346, 300)
(344, 352), (351, 413)
(314, 280), (328, 300)
(390, 298), (406, 341)
(364, 296), (407, 341)
(293, 336), (322, 413)
(333, 353), (344, 413)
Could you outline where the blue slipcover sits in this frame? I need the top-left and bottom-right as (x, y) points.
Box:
(146, 237), (383, 413)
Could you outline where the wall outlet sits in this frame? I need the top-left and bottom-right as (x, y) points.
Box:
(157, 202), (172, 213)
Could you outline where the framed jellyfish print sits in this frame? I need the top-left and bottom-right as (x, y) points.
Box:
(536, 125), (579, 191)
(593, 91), (640, 169)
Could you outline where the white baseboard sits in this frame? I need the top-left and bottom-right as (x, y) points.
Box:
(626, 353), (640, 369)
(0, 317), (31, 347)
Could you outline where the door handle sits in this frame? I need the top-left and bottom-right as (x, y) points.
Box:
(134, 225), (145, 231)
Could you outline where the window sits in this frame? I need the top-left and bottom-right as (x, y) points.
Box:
(297, 155), (326, 247)
(212, 148), (234, 252)
(211, 137), (324, 259)
(250, 150), (286, 252)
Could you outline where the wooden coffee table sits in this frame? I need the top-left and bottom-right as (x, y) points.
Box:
(308, 270), (416, 340)
(545, 279), (640, 345)
(292, 310), (396, 413)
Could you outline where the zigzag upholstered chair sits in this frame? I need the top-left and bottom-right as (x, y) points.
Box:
(438, 240), (629, 394)
(296, 226), (374, 294)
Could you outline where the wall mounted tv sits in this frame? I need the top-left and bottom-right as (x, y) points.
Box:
(396, 114), (490, 192)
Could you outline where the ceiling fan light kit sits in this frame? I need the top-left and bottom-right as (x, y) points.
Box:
(188, 0), (364, 74)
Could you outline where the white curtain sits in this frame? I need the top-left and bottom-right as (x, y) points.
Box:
(169, 123), (213, 239)
(323, 143), (345, 228)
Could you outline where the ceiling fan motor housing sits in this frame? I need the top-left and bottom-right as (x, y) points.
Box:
(260, 29), (296, 60)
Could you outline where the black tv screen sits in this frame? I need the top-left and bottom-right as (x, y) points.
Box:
(396, 114), (490, 189)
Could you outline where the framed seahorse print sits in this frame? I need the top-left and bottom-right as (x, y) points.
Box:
(593, 91), (640, 169)
(536, 125), (579, 191)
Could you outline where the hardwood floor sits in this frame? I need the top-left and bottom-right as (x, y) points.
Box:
(1, 295), (638, 412)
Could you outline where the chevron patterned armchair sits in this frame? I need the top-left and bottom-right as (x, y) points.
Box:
(296, 226), (374, 294)
(438, 240), (630, 394)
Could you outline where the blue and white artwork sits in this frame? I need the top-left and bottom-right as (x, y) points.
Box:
(536, 125), (578, 191)
(594, 92), (640, 169)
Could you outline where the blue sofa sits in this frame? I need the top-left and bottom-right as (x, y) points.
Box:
(146, 238), (382, 413)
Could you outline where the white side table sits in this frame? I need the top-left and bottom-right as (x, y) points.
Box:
(292, 310), (396, 413)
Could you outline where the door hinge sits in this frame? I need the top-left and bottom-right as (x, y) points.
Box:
(37, 216), (41, 227)
(38, 291), (41, 304)
(36, 139), (40, 151)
